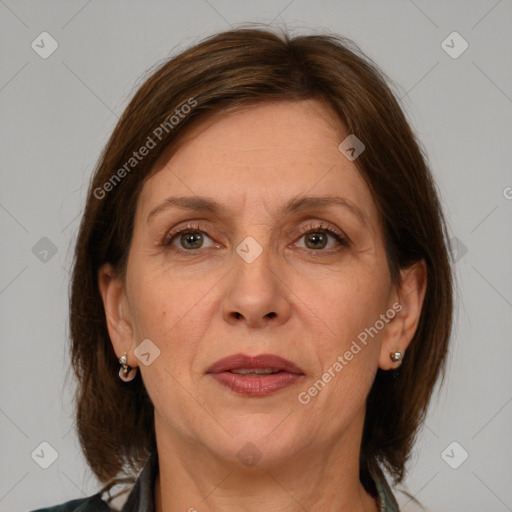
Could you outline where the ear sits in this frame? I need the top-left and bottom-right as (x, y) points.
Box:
(378, 259), (427, 370)
(98, 263), (138, 369)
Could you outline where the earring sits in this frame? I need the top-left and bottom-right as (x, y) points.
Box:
(118, 353), (138, 382)
(390, 351), (403, 363)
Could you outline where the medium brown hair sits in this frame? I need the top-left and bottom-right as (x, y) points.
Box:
(68, 25), (453, 495)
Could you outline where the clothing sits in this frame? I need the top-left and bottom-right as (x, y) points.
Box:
(31, 451), (401, 511)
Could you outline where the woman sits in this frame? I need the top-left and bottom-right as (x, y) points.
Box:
(34, 26), (453, 512)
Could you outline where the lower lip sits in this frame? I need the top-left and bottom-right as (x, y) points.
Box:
(209, 371), (304, 396)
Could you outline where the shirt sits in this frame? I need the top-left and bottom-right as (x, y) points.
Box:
(31, 450), (401, 511)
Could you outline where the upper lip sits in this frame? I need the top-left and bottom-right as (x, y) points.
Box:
(207, 353), (305, 375)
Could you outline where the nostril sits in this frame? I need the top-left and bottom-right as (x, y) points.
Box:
(265, 312), (277, 319)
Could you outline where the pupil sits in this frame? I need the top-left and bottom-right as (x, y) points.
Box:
(181, 232), (203, 249)
(305, 233), (326, 249)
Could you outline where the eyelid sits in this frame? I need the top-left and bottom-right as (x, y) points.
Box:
(289, 221), (350, 250)
(292, 221), (347, 241)
(163, 222), (218, 247)
(162, 220), (350, 253)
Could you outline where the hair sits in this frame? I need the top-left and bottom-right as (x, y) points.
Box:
(68, 25), (453, 497)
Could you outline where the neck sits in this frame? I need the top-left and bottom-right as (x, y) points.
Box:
(154, 463), (378, 512)
(153, 414), (379, 512)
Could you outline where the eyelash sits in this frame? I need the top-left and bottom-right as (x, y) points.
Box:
(162, 221), (349, 256)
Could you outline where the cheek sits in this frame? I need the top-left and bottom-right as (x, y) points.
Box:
(128, 270), (216, 369)
(297, 283), (383, 429)
(130, 269), (189, 333)
(296, 261), (390, 344)
(128, 273), (216, 431)
(295, 263), (388, 396)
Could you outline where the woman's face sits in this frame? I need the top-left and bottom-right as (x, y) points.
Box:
(109, 99), (403, 468)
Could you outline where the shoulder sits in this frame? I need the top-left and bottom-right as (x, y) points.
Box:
(29, 492), (111, 512)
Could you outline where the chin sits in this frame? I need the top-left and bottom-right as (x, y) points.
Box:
(206, 420), (304, 470)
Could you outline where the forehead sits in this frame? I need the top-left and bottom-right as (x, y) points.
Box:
(138, 99), (378, 224)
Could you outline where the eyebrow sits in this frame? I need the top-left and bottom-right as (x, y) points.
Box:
(147, 194), (370, 227)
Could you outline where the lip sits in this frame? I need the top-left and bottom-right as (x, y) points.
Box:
(207, 353), (305, 396)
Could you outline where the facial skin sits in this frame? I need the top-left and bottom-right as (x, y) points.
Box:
(99, 99), (426, 512)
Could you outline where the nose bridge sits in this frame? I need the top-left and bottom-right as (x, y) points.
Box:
(235, 236), (273, 289)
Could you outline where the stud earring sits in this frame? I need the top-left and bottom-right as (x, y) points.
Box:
(390, 351), (403, 363)
(118, 353), (138, 382)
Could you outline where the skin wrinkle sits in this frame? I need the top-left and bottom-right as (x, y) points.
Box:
(146, 194), (371, 230)
(100, 99), (425, 512)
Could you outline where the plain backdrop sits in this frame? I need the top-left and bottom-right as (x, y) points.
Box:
(1, 1), (511, 511)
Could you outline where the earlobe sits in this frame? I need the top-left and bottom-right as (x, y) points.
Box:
(98, 263), (136, 365)
(378, 259), (427, 371)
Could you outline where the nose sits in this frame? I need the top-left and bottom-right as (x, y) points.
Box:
(221, 246), (292, 329)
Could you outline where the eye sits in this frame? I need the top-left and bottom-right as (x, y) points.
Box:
(294, 222), (348, 251)
(163, 223), (218, 254)
(162, 221), (348, 256)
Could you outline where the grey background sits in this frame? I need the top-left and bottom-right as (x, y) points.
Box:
(1, 1), (511, 511)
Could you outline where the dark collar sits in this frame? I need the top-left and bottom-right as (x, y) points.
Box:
(120, 450), (158, 512)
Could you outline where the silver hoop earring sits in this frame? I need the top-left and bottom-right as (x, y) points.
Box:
(118, 353), (138, 382)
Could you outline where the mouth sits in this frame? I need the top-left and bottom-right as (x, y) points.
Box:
(207, 353), (305, 396)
